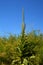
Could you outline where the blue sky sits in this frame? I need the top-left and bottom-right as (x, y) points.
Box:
(0, 0), (43, 36)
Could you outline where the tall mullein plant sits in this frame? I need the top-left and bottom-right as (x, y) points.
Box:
(20, 9), (26, 64)
(16, 9), (26, 64)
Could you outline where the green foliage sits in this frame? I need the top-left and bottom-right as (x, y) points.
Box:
(0, 30), (43, 65)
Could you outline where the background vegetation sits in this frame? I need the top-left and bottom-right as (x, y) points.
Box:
(0, 22), (43, 65)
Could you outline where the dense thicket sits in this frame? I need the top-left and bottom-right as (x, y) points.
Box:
(0, 30), (43, 65)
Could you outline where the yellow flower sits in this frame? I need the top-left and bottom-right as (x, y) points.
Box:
(22, 64), (24, 65)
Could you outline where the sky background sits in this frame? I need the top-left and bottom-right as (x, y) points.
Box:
(0, 0), (43, 36)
